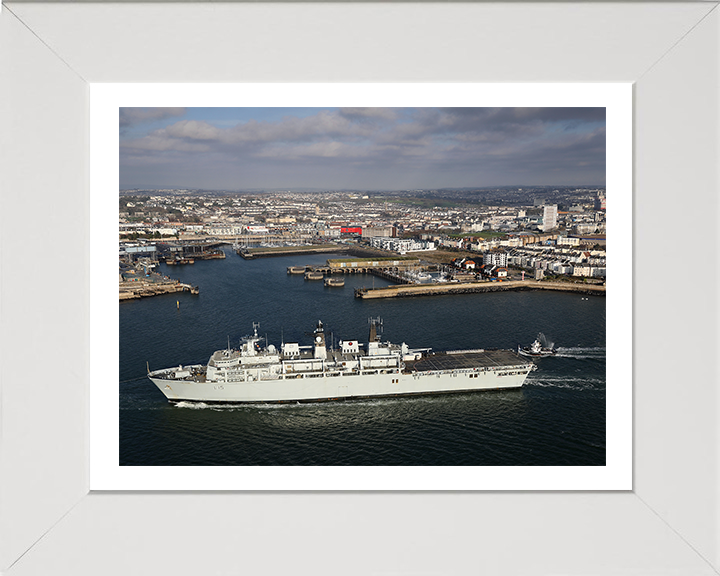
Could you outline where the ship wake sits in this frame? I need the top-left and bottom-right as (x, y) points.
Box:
(554, 346), (606, 360)
(525, 375), (605, 391)
(174, 401), (211, 410)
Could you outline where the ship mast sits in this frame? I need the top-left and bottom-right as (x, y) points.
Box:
(368, 316), (383, 342)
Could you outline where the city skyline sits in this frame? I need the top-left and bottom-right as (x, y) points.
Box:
(120, 107), (606, 191)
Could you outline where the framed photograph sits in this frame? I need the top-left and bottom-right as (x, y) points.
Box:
(1, 2), (718, 575)
(93, 83), (631, 492)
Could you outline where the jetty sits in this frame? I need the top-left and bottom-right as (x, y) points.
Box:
(119, 281), (199, 301)
(163, 251), (225, 265)
(119, 261), (199, 301)
(354, 280), (605, 299)
(238, 244), (350, 259)
(287, 256), (420, 285)
(157, 242), (226, 264)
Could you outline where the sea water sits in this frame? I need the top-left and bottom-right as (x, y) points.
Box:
(120, 249), (605, 466)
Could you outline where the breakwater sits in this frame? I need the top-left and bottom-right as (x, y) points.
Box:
(238, 244), (350, 259)
(119, 281), (198, 301)
(355, 280), (605, 299)
(238, 244), (394, 260)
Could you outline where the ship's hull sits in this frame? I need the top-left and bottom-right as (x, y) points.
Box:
(518, 349), (555, 358)
(149, 365), (531, 404)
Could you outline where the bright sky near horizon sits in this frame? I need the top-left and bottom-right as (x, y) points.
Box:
(119, 107), (606, 191)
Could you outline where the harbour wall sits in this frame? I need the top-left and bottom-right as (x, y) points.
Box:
(238, 245), (350, 259)
(120, 282), (198, 301)
(238, 245), (391, 260)
(354, 280), (605, 299)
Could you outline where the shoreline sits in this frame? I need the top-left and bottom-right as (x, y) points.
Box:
(119, 281), (198, 301)
(237, 244), (391, 259)
(238, 244), (350, 259)
(354, 280), (605, 299)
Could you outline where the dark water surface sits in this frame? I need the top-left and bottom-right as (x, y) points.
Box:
(120, 249), (605, 466)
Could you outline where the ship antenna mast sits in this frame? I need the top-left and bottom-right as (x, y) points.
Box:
(368, 316), (383, 342)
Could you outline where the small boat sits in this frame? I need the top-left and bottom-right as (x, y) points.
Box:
(518, 333), (557, 358)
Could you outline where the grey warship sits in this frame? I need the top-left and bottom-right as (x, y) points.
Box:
(148, 319), (535, 403)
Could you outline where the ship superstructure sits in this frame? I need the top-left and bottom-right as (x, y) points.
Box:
(148, 319), (535, 403)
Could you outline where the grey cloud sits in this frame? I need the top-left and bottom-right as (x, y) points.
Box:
(413, 108), (605, 140)
(164, 120), (223, 141)
(440, 107), (605, 124)
(339, 108), (399, 121)
(119, 107), (187, 127)
(224, 112), (373, 143)
(120, 107), (606, 189)
(123, 111), (379, 156)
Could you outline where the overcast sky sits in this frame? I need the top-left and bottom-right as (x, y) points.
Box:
(119, 107), (606, 190)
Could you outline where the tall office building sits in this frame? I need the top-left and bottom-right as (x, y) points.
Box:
(542, 204), (558, 232)
(594, 192), (606, 211)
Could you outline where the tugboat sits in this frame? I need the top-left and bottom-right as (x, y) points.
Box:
(518, 333), (557, 358)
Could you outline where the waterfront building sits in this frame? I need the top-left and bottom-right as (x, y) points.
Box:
(206, 224), (245, 236)
(452, 257), (477, 270)
(119, 243), (157, 260)
(362, 226), (394, 238)
(368, 237), (435, 253)
(483, 250), (508, 268)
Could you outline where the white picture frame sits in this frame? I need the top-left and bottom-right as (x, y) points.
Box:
(93, 82), (631, 492)
(1, 2), (718, 574)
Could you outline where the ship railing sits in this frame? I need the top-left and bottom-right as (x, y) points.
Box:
(494, 364), (532, 371)
(446, 349), (486, 355)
